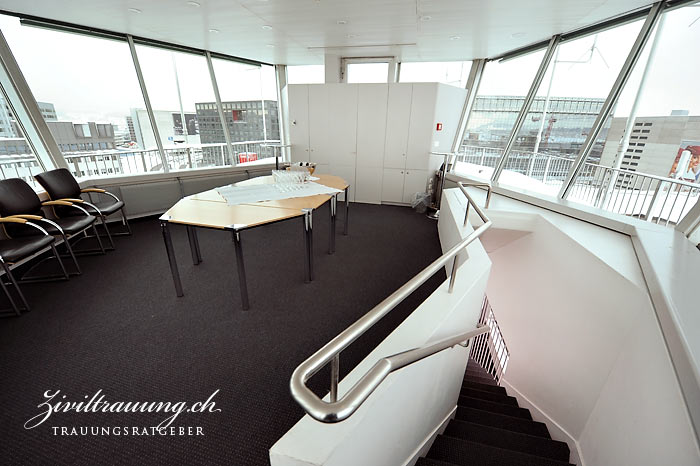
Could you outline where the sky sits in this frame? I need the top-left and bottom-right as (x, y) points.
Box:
(0, 4), (698, 130)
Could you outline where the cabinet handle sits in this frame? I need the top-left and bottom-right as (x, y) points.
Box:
(406, 171), (410, 174)
(400, 171), (404, 174)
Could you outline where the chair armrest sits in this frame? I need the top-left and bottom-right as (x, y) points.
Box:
(42, 200), (73, 206)
(54, 198), (84, 203)
(7, 214), (43, 220)
(81, 188), (106, 193)
(0, 217), (29, 224)
(0, 217), (50, 235)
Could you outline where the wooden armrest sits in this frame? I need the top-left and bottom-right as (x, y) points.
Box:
(56, 198), (84, 203)
(7, 214), (42, 220)
(0, 217), (27, 224)
(42, 200), (73, 206)
(81, 188), (106, 193)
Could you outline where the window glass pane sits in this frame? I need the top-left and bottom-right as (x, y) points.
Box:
(135, 45), (215, 170)
(0, 99), (43, 188)
(399, 61), (472, 88)
(456, 50), (545, 179)
(568, 4), (700, 225)
(499, 19), (643, 196)
(346, 62), (388, 83)
(0, 14), (157, 178)
(287, 65), (324, 84)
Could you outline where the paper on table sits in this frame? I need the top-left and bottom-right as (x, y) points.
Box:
(216, 181), (342, 206)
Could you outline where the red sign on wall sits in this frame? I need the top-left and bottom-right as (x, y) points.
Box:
(436, 123), (443, 131)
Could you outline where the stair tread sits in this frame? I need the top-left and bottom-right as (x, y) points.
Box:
(459, 395), (532, 420)
(444, 419), (570, 462)
(461, 380), (507, 394)
(459, 386), (518, 406)
(416, 458), (459, 466)
(428, 435), (574, 466)
(456, 406), (550, 438)
(464, 375), (498, 386)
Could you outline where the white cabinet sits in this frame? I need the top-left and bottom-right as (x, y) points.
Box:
(402, 169), (430, 204)
(383, 84), (412, 170)
(382, 168), (405, 204)
(406, 84), (438, 170)
(285, 82), (466, 206)
(288, 85), (309, 163)
(308, 85), (331, 164)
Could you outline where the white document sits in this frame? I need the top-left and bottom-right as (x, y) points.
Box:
(216, 182), (342, 206)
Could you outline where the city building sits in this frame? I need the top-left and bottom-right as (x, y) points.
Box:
(599, 114), (700, 179)
(196, 100), (279, 143)
(130, 108), (201, 149)
(464, 95), (607, 160)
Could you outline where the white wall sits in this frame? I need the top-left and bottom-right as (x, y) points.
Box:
(270, 186), (491, 466)
(479, 194), (700, 466)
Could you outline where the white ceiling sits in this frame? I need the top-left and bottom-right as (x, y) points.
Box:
(0, 0), (653, 65)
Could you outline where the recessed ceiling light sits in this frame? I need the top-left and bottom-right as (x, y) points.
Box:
(187, 1), (201, 6)
(128, 7), (142, 13)
(450, 35), (461, 41)
(266, 43), (275, 48)
(420, 15), (432, 21)
(336, 20), (348, 25)
(261, 25), (273, 30)
(511, 32), (527, 38)
(347, 34), (358, 39)
(209, 28), (220, 33)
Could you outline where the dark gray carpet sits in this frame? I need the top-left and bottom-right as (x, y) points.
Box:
(0, 202), (445, 466)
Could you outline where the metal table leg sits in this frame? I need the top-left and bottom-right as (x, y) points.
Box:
(161, 220), (183, 297)
(329, 195), (337, 254)
(186, 225), (202, 265)
(232, 230), (250, 310)
(303, 208), (314, 282)
(344, 187), (349, 236)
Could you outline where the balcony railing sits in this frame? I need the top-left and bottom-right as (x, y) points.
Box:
(455, 144), (700, 226)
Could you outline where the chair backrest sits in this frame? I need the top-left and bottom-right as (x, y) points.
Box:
(34, 168), (82, 201)
(0, 178), (43, 217)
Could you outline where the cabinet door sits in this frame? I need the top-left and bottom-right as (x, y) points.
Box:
(406, 83), (437, 170)
(357, 84), (388, 169)
(308, 85), (331, 164)
(383, 83), (412, 169)
(355, 165), (382, 204)
(382, 168), (406, 204)
(288, 85), (310, 163)
(328, 84), (358, 167)
(402, 169), (430, 204)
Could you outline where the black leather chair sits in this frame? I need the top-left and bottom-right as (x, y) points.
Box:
(0, 216), (68, 316)
(0, 178), (105, 276)
(34, 169), (131, 250)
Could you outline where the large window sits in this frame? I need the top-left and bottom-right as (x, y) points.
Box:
(457, 49), (546, 178)
(1, 15), (155, 178)
(567, 3), (700, 225)
(210, 59), (279, 163)
(345, 62), (389, 83)
(135, 45), (217, 171)
(498, 20), (643, 196)
(399, 61), (472, 88)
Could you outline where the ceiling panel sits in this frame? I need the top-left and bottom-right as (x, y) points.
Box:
(0, 0), (654, 65)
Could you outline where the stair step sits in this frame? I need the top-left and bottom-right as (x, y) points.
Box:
(444, 420), (571, 462)
(463, 374), (497, 386)
(427, 435), (573, 466)
(459, 386), (518, 406)
(456, 406), (550, 438)
(416, 458), (458, 466)
(461, 380), (507, 395)
(459, 395), (532, 420)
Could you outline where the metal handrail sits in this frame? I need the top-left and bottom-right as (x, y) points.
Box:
(290, 181), (492, 423)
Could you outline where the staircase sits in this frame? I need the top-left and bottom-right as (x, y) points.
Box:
(417, 359), (573, 466)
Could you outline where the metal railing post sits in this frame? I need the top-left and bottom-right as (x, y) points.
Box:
(448, 254), (460, 293)
(330, 355), (339, 403)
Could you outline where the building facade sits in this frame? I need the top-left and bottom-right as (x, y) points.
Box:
(196, 100), (279, 143)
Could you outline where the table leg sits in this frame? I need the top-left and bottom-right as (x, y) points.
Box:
(186, 225), (202, 265)
(329, 195), (337, 255)
(161, 220), (183, 297)
(303, 208), (314, 282)
(344, 187), (349, 236)
(232, 230), (250, 310)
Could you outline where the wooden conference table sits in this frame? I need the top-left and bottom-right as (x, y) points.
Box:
(159, 174), (349, 310)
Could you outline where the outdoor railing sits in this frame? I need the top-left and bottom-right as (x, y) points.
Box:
(455, 143), (700, 226)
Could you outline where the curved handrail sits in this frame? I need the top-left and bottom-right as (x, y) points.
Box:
(290, 181), (492, 422)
